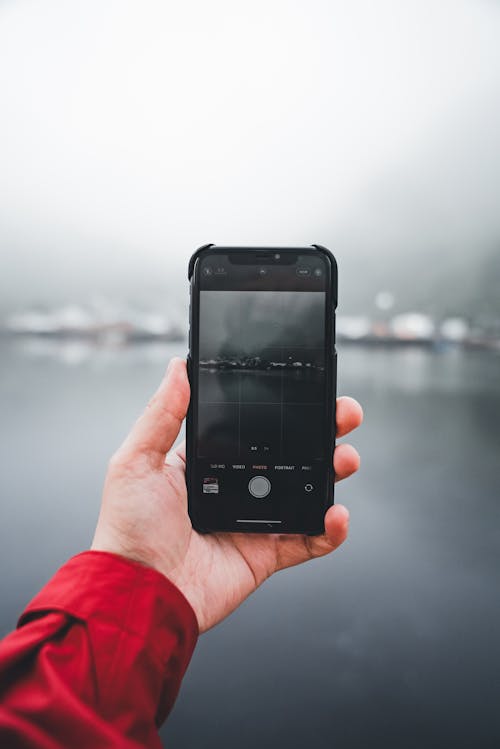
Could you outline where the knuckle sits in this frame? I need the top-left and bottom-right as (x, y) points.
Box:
(108, 445), (155, 478)
(108, 449), (132, 473)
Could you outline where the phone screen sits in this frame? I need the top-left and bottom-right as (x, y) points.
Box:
(189, 250), (334, 533)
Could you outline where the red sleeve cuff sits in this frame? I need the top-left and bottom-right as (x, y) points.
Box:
(18, 550), (199, 724)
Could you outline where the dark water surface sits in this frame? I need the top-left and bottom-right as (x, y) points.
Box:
(1, 340), (499, 748)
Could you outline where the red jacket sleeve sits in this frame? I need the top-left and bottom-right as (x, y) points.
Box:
(0, 550), (199, 749)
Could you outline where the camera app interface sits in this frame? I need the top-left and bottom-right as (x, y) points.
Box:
(194, 253), (329, 530)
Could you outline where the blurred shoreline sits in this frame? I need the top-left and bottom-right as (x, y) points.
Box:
(2, 303), (499, 353)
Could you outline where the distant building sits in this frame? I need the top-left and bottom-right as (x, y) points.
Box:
(390, 313), (435, 341)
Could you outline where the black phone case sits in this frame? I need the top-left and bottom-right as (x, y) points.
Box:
(186, 244), (337, 535)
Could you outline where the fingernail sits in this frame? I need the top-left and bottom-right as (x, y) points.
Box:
(337, 504), (350, 524)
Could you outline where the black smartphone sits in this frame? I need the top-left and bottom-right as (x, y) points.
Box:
(186, 245), (337, 535)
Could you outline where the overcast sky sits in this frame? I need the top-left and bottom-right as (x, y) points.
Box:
(1, 0), (499, 310)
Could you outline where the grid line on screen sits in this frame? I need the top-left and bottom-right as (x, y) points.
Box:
(198, 290), (326, 460)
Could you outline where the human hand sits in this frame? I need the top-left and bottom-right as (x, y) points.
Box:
(91, 358), (363, 632)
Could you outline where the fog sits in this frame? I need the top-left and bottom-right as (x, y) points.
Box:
(1, 0), (499, 312)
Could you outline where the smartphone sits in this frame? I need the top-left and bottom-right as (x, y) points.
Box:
(186, 245), (337, 535)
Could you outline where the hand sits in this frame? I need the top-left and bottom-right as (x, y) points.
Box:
(91, 358), (363, 632)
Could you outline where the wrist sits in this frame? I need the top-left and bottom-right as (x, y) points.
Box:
(90, 534), (167, 580)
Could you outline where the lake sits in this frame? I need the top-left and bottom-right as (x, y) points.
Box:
(0, 339), (499, 748)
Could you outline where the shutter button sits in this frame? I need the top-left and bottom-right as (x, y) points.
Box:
(248, 476), (271, 499)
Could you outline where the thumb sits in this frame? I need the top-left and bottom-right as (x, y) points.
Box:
(119, 357), (190, 468)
